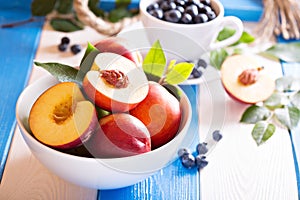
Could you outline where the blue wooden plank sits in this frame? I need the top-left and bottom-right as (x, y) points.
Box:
(281, 61), (300, 197)
(0, 2), (44, 182)
(98, 85), (200, 200)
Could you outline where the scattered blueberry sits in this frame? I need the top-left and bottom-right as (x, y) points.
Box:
(212, 130), (223, 142)
(61, 36), (70, 45)
(195, 155), (209, 169)
(70, 44), (82, 55)
(197, 58), (208, 69)
(147, 0), (217, 24)
(196, 142), (208, 155)
(58, 43), (68, 52)
(177, 148), (192, 158)
(181, 153), (196, 169)
(191, 67), (203, 78)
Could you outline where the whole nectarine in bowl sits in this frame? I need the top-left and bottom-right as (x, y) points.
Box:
(16, 74), (192, 189)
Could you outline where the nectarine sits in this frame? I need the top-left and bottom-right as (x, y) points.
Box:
(84, 113), (151, 158)
(221, 55), (275, 104)
(82, 52), (149, 112)
(29, 82), (98, 149)
(94, 37), (143, 66)
(130, 81), (182, 149)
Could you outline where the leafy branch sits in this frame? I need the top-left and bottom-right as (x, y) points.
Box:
(2, 0), (137, 33)
(240, 76), (300, 146)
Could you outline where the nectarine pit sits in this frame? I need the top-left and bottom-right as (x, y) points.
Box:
(100, 69), (129, 89)
(238, 66), (264, 85)
(52, 96), (73, 124)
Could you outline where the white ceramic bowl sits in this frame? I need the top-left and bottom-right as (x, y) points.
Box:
(15, 75), (192, 189)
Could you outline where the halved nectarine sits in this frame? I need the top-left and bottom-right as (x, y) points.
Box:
(29, 82), (98, 149)
(221, 55), (275, 104)
(82, 52), (149, 112)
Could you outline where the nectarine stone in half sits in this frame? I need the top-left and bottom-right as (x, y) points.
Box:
(83, 53), (149, 112)
(221, 55), (275, 104)
(29, 82), (98, 149)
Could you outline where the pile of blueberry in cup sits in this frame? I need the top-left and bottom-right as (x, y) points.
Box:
(146, 0), (217, 24)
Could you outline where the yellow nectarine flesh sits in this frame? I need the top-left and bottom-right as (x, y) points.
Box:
(29, 82), (98, 149)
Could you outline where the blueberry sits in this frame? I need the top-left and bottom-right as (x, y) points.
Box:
(206, 10), (216, 20)
(149, 9), (163, 19)
(200, 0), (211, 6)
(181, 153), (196, 169)
(70, 44), (82, 54)
(176, 5), (185, 14)
(195, 155), (209, 169)
(147, 2), (159, 12)
(199, 5), (212, 14)
(185, 4), (199, 17)
(212, 130), (223, 142)
(180, 13), (193, 24)
(175, 0), (185, 6)
(164, 9), (182, 23)
(196, 142), (208, 154)
(194, 13), (208, 23)
(197, 58), (208, 69)
(161, 1), (176, 11)
(191, 67), (202, 78)
(61, 36), (70, 45)
(58, 43), (68, 52)
(177, 148), (192, 158)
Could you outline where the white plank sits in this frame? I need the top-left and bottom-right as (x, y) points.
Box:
(198, 55), (298, 199)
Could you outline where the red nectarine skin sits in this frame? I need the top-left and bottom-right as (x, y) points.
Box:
(84, 113), (151, 158)
(130, 82), (182, 149)
(94, 37), (143, 66)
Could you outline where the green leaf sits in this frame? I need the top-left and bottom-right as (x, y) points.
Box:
(116, 0), (131, 8)
(165, 62), (194, 85)
(50, 18), (84, 32)
(209, 48), (229, 70)
(88, 0), (105, 17)
(108, 7), (133, 22)
(252, 121), (276, 146)
(77, 49), (100, 82)
(217, 27), (235, 41)
(240, 105), (272, 124)
(275, 106), (300, 130)
(263, 93), (289, 110)
(143, 40), (166, 78)
(80, 42), (98, 65)
(217, 28), (255, 45)
(34, 62), (79, 83)
(275, 76), (300, 92)
(264, 42), (300, 62)
(31, 0), (56, 16)
(55, 0), (73, 14)
(232, 31), (255, 46)
(291, 91), (300, 109)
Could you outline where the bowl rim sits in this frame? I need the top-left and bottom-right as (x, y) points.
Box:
(139, 0), (224, 28)
(15, 75), (193, 163)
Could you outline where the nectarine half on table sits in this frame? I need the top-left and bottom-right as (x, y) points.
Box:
(221, 55), (275, 104)
(29, 82), (98, 150)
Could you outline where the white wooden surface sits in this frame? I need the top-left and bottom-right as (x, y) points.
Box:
(198, 57), (299, 199)
(0, 21), (299, 200)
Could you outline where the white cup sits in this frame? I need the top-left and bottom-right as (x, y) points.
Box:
(139, 0), (243, 61)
